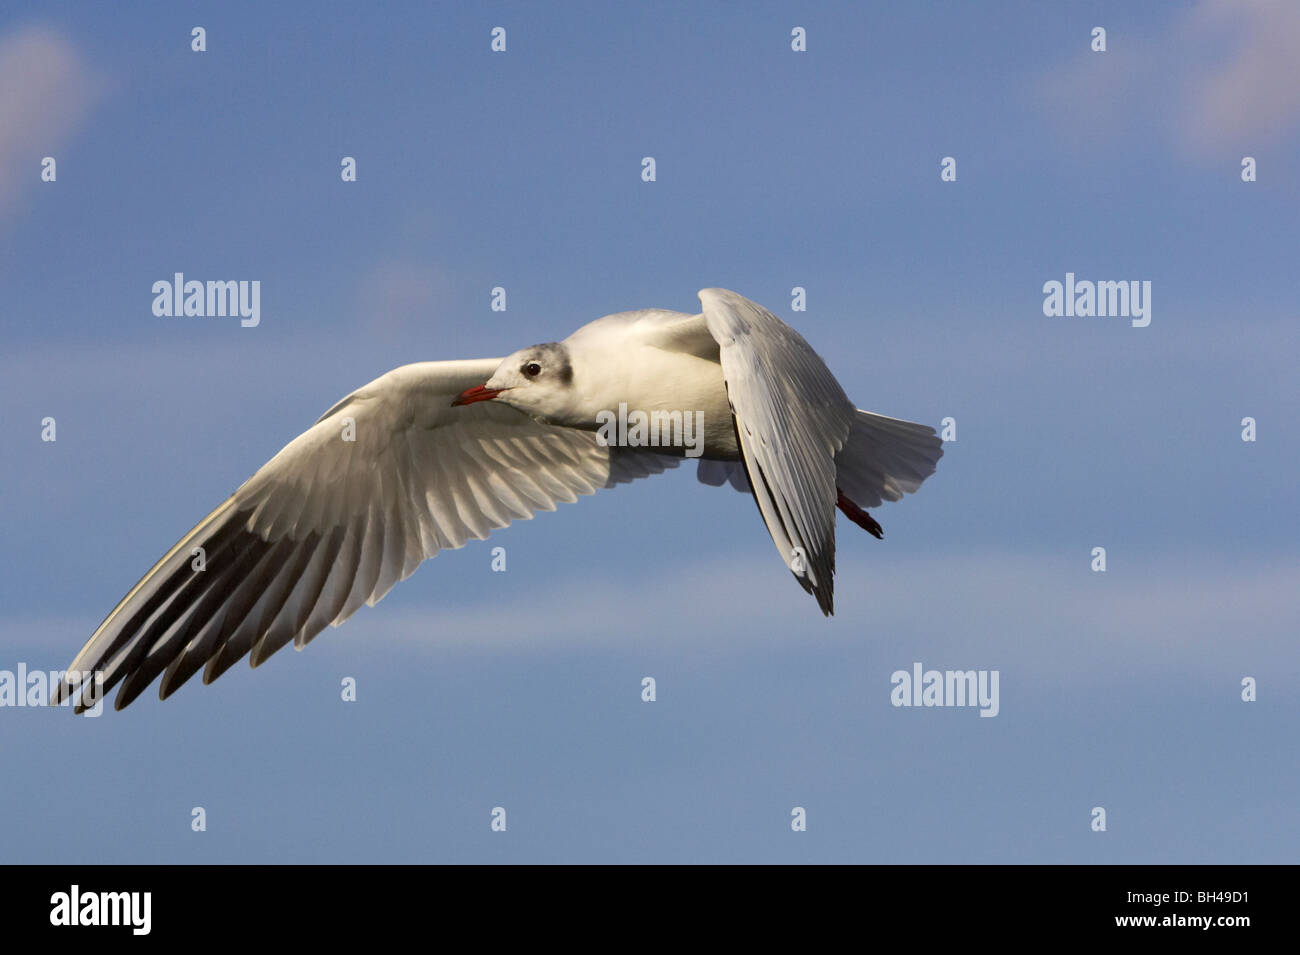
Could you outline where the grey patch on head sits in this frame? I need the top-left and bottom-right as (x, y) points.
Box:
(525, 342), (573, 385)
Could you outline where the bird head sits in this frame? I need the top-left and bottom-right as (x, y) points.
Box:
(452, 342), (577, 424)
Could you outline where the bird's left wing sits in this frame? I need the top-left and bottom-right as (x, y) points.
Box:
(54, 359), (677, 712)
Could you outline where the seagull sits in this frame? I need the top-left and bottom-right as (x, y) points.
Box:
(54, 288), (943, 712)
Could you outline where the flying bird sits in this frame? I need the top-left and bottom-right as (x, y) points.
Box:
(55, 289), (943, 712)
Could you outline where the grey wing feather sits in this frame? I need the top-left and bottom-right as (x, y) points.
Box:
(697, 288), (856, 614)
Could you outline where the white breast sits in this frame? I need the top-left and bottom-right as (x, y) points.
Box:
(563, 312), (739, 460)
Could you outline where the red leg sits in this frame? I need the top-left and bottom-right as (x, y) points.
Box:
(837, 489), (884, 539)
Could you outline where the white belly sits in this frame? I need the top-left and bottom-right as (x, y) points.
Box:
(570, 346), (739, 460)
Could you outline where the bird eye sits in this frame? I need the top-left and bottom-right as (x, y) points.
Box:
(523, 362), (542, 378)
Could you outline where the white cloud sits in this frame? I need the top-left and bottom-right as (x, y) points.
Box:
(1037, 0), (1300, 158)
(320, 549), (1300, 685)
(355, 260), (454, 339)
(1182, 0), (1300, 152)
(0, 25), (105, 219)
(11, 549), (1294, 704)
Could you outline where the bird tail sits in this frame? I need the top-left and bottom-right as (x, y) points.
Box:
(835, 409), (944, 514)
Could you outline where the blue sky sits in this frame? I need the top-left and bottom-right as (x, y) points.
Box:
(1, 1), (1297, 862)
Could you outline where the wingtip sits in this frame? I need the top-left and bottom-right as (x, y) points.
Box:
(819, 593), (834, 617)
(696, 287), (738, 307)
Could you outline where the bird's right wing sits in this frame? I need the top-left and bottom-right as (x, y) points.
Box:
(55, 359), (677, 712)
(696, 289), (858, 615)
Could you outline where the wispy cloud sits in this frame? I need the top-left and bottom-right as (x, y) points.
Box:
(355, 260), (454, 339)
(1182, 0), (1300, 152)
(11, 549), (1295, 705)
(297, 550), (1300, 684)
(0, 25), (106, 220)
(1037, 0), (1300, 159)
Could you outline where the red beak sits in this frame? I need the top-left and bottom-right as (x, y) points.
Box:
(451, 384), (505, 407)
